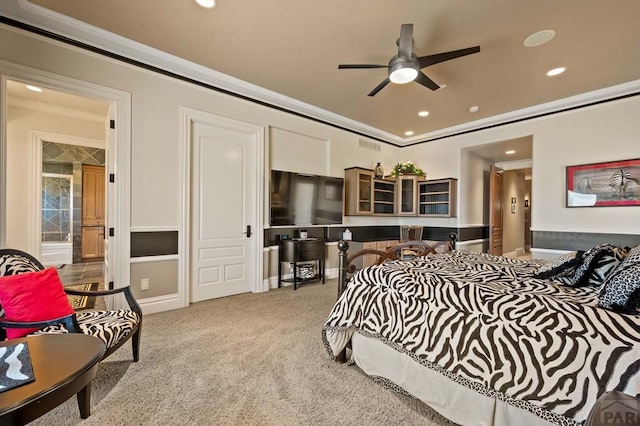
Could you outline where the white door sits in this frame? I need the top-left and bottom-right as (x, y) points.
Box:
(190, 119), (258, 302)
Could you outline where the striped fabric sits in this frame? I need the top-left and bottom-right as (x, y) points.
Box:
(32, 310), (140, 348)
(323, 250), (640, 425)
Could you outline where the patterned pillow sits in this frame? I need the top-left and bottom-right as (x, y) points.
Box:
(534, 251), (582, 279)
(586, 245), (628, 286)
(598, 245), (640, 313)
(569, 243), (628, 287)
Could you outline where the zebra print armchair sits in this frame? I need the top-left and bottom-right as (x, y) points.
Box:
(0, 248), (141, 361)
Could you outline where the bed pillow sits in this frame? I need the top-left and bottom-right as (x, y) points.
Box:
(568, 243), (628, 287)
(0, 267), (75, 339)
(533, 251), (582, 279)
(585, 245), (628, 286)
(598, 245), (640, 313)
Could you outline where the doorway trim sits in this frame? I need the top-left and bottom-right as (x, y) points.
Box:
(0, 64), (131, 294)
(179, 107), (265, 308)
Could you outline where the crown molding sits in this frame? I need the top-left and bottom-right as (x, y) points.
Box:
(2, 0), (640, 147)
(406, 79), (640, 145)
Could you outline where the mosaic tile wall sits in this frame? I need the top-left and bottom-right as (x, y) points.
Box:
(42, 142), (105, 263)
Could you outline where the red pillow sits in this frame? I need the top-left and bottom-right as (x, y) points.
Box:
(0, 267), (74, 339)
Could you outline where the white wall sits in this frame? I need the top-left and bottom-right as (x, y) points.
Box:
(501, 170), (525, 255)
(459, 150), (491, 226)
(403, 96), (640, 240)
(6, 104), (105, 252)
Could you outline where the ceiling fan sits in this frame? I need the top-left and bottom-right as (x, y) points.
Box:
(338, 23), (480, 97)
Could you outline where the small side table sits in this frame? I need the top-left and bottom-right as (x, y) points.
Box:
(278, 238), (326, 290)
(0, 334), (105, 424)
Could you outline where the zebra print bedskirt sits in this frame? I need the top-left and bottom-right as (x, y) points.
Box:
(322, 250), (640, 425)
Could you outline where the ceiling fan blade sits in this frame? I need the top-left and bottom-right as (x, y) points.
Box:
(415, 71), (440, 91)
(398, 23), (413, 59)
(368, 78), (390, 97)
(418, 46), (480, 68)
(338, 64), (388, 69)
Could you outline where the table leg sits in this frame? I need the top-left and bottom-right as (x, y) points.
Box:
(77, 383), (92, 419)
(293, 260), (298, 290)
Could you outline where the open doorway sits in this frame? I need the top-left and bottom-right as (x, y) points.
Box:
(4, 78), (109, 285)
(464, 136), (533, 257)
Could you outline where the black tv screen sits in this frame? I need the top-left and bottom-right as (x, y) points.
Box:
(270, 170), (344, 226)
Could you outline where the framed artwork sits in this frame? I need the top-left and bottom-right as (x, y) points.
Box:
(566, 158), (640, 207)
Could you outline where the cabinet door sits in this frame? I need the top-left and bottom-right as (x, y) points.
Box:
(81, 226), (104, 259)
(396, 175), (419, 216)
(82, 165), (105, 226)
(362, 241), (377, 267)
(344, 168), (374, 215)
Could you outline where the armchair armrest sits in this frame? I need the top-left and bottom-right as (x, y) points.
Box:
(0, 313), (80, 333)
(64, 285), (141, 315)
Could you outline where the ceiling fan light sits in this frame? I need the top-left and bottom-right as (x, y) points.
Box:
(390, 67), (418, 84)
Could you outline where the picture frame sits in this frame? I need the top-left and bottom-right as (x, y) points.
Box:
(566, 158), (640, 207)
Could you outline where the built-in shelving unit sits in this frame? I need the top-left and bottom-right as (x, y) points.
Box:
(418, 178), (457, 217)
(345, 168), (457, 218)
(373, 179), (396, 215)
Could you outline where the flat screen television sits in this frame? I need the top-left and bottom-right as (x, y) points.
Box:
(270, 170), (344, 226)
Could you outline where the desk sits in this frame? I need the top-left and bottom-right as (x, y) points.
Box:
(278, 238), (326, 290)
(0, 334), (105, 425)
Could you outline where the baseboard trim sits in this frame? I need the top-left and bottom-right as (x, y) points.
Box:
(138, 293), (183, 315)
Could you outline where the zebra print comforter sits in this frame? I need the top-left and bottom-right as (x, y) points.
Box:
(322, 250), (640, 425)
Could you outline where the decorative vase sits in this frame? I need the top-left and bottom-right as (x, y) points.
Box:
(374, 162), (384, 178)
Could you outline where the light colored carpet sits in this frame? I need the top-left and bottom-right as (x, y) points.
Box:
(32, 279), (457, 426)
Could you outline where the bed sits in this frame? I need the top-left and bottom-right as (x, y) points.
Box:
(322, 239), (640, 426)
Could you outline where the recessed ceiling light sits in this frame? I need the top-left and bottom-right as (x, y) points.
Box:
(418, 111), (429, 117)
(404, 131), (414, 136)
(505, 150), (516, 155)
(547, 67), (566, 76)
(468, 106), (479, 113)
(195, 0), (215, 8)
(25, 84), (43, 93)
(524, 30), (556, 47)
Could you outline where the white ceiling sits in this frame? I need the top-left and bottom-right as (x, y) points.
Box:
(3, 0), (640, 147)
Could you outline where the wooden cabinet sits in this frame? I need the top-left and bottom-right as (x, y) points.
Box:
(81, 164), (105, 260)
(418, 178), (457, 217)
(345, 168), (396, 216)
(344, 167), (374, 215)
(81, 226), (104, 259)
(396, 175), (422, 216)
(373, 178), (396, 215)
(82, 165), (105, 226)
(362, 240), (399, 267)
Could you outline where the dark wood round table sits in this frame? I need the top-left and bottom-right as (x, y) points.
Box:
(0, 334), (105, 425)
